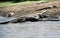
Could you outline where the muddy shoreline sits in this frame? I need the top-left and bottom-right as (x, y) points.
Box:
(0, 2), (60, 17)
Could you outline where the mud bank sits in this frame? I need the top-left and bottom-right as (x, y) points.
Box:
(0, 1), (60, 17)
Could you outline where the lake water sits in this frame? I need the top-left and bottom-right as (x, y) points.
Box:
(0, 21), (60, 38)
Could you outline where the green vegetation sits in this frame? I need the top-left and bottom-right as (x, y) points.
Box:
(0, 1), (36, 7)
(0, 0), (60, 7)
(0, 1), (47, 7)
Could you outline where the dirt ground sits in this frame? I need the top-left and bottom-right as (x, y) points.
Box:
(0, 1), (60, 18)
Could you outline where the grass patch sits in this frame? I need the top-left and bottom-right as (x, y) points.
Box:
(0, 2), (13, 7)
(0, 1), (48, 7)
(0, 0), (60, 7)
(1, 0), (55, 7)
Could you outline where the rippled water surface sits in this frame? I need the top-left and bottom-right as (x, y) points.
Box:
(0, 21), (60, 38)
